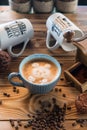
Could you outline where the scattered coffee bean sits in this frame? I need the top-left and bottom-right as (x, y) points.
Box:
(38, 100), (42, 104)
(62, 93), (66, 97)
(52, 98), (57, 105)
(3, 92), (7, 96)
(60, 77), (64, 81)
(40, 100), (51, 108)
(13, 86), (16, 90)
(3, 92), (10, 97)
(60, 63), (63, 66)
(72, 122), (77, 126)
(16, 89), (19, 94)
(13, 87), (19, 94)
(0, 100), (2, 105)
(27, 114), (32, 117)
(17, 120), (22, 127)
(15, 126), (19, 130)
(62, 128), (66, 130)
(83, 120), (87, 126)
(80, 124), (84, 127)
(67, 106), (72, 110)
(13, 89), (17, 92)
(54, 88), (59, 92)
(7, 94), (10, 97)
(10, 119), (15, 127)
(24, 124), (29, 128)
(76, 119), (83, 123)
(59, 88), (62, 92)
(63, 103), (67, 112)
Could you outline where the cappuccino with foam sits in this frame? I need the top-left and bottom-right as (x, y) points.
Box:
(22, 59), (58, 85)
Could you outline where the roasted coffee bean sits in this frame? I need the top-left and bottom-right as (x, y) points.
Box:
(54, 88), (59, 92)
(59, 88), (62, 92)
(3, 92), (10, 97)
(13, 89), (17, 92)
(38, 100), (42, 104)
(13, 86), (16, 90)
(27, 113), (32, 117)
(0, 100), (2, 105)
(52, 97), (56, 104)
(62, 93), (66, 97)
(7, 94), (10, 97)
(76, 119), (84, 123)
(16, 89), (19, 94)
(40, 100), (51, 108)
(13, 87), (17, 92)
(15, 126), (19, 130)
(62, 128), (66, 130)
(13, 87), (19, 94)
(72, 122), (77, 126)
(60, 63), (63, 66)
(17, 120), (22, 126)
(24, 124), (29, 128)
(80, 124), (84, 127)
(63, 103), (67, 109)
(67, 106), (72, 110)
(10, 119), (15, 127)
(60, 78), (64, 81)
(3, 92), (7, 96)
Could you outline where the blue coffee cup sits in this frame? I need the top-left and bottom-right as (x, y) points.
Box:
(8, 53), (61, 94)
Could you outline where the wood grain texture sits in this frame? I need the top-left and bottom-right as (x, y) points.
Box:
(0, 6), (87, 130)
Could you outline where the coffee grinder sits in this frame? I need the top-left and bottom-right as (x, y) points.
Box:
(64, 34), (87, 92)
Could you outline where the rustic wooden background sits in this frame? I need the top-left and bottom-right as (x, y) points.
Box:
(0, 6), (87, 130)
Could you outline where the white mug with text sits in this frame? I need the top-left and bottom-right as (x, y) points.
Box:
(0, 18), (34, 57)
(46, 13), (84, 52)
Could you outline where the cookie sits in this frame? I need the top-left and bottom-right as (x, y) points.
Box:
(0, 50), (11, 72)
(75, 93), (87, 114)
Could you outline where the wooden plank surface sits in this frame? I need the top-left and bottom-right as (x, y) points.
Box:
(0, 6), (87, 130)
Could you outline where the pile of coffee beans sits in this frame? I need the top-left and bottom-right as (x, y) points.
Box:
(30, 100), (66, 130)
(10, 98), (66, 130)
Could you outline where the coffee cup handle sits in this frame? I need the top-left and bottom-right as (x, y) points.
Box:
(46, 30), (60, 50)
(8, 72), (24, 87)
(7, 38), (29, 57)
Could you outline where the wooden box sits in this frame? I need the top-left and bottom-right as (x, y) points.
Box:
(64, 62), (87, 92)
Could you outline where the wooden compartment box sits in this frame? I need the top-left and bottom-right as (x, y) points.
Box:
(64, 62), (87, 93)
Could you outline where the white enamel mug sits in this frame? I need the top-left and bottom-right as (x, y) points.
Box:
(0, 18), (34, 57)
(46, 13), (84, 52)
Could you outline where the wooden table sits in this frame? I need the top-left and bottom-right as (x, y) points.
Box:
(0, 6), (87, 130)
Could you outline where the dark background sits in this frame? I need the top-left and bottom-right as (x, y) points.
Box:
(0, 0), (87, 5)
